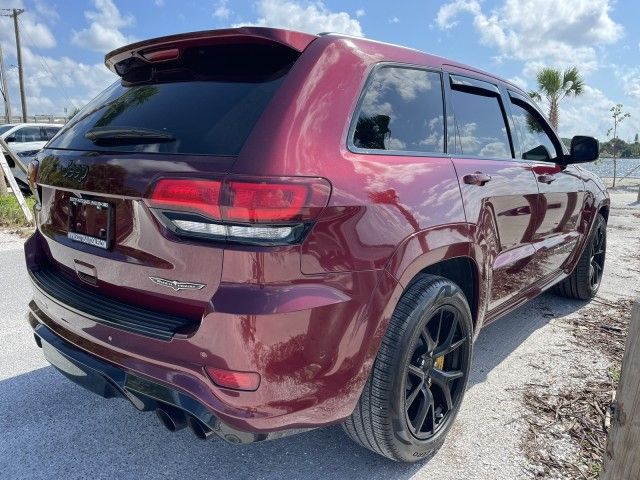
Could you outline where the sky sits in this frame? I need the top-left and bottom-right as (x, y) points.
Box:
(0, 0), (639, 140)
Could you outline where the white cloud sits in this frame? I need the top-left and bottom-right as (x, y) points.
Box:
(237, 0), (363, 37)
(508, 76), (528, 90)
(436, 0), (480, 29)
(389, 16), (400, 24)
(355, 9), (365, 18)
(154, 0), (165, 6)
(71, 0), (136, 53)
(615, 66), (640, 101)
(552, 86), (639, 140)
(2, 43), (116, 115)
(213, 0), (231, 20)
(0, 0), (116, 116)
(34, 0), (60, 22)
(0, 0), (56, 49)
(435, 0), (623, 72)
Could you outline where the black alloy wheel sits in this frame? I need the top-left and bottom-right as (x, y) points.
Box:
(343, 275), (473, 462)
(553, 213), (607, 300)
(405, 306), (468, 439)
(589, 219), (606, 290)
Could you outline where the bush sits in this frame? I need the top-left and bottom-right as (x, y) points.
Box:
(0, 194), (36, 228)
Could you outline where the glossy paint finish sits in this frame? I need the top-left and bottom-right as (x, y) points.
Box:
(452, 158), (541, 313)
(25, 28), (610, 435)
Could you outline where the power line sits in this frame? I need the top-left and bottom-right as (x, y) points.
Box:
(17, 16), (78, 110)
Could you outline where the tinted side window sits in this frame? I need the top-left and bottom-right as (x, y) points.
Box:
(510, 101), (557, 161)
(43, 127), (61, 140)
(352, 67), (444, 153)
(450, 89), (511, 158)
(13, 126), (43, 142)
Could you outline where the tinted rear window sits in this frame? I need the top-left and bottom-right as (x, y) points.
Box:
(49, 44), (297, 156)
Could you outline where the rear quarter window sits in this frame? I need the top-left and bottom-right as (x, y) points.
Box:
(351, 67), (445, 154)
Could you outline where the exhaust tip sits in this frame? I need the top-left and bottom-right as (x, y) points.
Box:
(188, 416), (215, 440)
(156, 404), (188, 432)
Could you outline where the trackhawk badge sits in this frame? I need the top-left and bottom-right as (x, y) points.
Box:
(149, 276), (206, 291)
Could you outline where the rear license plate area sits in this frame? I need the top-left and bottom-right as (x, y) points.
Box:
(67, 197), (113, 249)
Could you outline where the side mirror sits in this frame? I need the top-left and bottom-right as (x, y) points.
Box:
(565, 136), (599, 164)
(5, 136), (15, 143)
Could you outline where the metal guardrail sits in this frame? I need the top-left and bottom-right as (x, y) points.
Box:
(1, 115), (68, 124)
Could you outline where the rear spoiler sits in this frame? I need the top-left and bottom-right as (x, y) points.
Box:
(105, 27), (318, 76)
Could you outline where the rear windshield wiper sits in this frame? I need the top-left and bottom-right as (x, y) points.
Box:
(85, 127), (175, 144)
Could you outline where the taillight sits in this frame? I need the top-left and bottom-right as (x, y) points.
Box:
(205, 366), (260, 391)
(147, 176), (331, 245)
(151, 179), (222, 219)
(223, 180), (308, 222)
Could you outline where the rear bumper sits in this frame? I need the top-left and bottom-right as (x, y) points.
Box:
(24, 230), (400, 435)
(30, 316), (310, 444)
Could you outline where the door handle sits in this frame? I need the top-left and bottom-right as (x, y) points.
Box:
(463, 172), (492, 186)
(537, 174), (556, 184)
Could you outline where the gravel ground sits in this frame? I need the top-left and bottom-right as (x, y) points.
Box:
(0, 190), (637, 480)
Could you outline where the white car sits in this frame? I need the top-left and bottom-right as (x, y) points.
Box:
(1, 122), (62, 155)
(1, 123), (63, 192)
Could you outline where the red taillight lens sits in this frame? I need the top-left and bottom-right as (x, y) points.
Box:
(223, 181), (309, 222)
(205, 366), (260, 391)
(149, 176), (330, 224)
(151, 179), (222, 219)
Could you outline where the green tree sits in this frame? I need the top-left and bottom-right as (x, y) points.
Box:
(634, 133), (639, 144)
(529, 67), (584, 132)
(607, 104), (630, 188)
(67, 107), (81, 121)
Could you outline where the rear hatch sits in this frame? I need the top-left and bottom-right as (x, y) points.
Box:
(33, 28), (317, 336)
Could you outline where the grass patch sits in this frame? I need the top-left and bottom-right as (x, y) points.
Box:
(0, 194), (36, 228)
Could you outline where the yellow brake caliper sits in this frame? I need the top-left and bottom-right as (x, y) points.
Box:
(434, 355), (445, 370)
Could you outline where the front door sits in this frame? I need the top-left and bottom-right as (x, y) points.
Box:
(507, 92), (585, 280)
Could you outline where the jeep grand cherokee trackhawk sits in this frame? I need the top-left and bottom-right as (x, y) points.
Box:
(24, 28), (608, 462)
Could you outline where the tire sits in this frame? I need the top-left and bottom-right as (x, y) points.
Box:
(342, 274), (473, 462)
(553, 213), (607, 300)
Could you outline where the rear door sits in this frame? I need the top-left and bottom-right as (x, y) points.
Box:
(507, 91), (585, 279)
(447, 74), (541, 313)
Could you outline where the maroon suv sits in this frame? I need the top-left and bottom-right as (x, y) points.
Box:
(25, 27), (607, 462)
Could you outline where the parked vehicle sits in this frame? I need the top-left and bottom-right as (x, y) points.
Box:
(1, 123), (61, 154)
(24, 28), (608, 462)
(1, 123), (62, 193)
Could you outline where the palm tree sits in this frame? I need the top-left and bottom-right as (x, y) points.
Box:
(529, 67), (584, 132)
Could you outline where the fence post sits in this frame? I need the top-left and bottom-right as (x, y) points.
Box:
(603, 300), (640, 479)
(0, 136), (33, 224)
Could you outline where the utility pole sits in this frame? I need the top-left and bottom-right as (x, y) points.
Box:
(12, 9), (26, 122)
(0, 43), (11, 123)
(0, 8), (26, 122)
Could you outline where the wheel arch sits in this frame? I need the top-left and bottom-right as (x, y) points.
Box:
(415, 257), (479, 331)
(385, 237), (483, 332)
